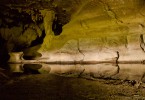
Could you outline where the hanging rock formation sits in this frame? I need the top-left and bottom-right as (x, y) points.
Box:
(0, 0), (145, 63)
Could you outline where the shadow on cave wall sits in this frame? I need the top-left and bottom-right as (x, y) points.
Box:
(0, 6), (45, 62)
(0, 5), (71, 63)
(23, 30), (46, 60)
(52, 7), (70, 36)
(52, 14), (63, 36)
(30, 30), (46, 47)
(0, 35), (10, 65)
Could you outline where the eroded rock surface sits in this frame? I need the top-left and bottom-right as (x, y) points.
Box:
(0, 0), (145, 63)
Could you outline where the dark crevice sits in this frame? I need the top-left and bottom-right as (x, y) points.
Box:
(77, 40), (85, 62)
(23, 64), (42, 74)
(13, 44), (28, 52)
(140, 34), (145, 52)
(30, 30), (46, 47)
(52, 14), (63, 36)
(0, 35), (10, 65)
(0, 8), (33, 28)
(116, 51), (119, 64)
(23, 52), (42, 60)
(22, 30), (45, 60)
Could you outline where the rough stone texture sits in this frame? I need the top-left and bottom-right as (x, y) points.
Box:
(38, 0), (145, 62)
(8, 52), (23, 63)
(38, 10), (54, 51)
(1, 0), (145, 62)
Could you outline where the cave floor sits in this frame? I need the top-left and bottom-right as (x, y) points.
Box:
(1, 74), (145, 100)
(1, 64), (145, 100)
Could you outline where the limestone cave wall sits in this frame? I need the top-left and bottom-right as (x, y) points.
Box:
(0, 0), (145, 63)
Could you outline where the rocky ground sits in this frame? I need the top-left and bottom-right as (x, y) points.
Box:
(1, 64), (145, 100)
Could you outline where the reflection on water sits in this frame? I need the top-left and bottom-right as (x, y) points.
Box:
(9, 64), (51, 75)
(6, 63), (145, 83)
(23, 64), (42, 74)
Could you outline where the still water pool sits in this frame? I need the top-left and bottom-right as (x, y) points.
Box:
(1, 64), (145, 100)
(5, 63), (145, 82)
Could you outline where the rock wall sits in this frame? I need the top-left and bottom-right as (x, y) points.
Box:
(37, 0), (145, 63)
(0, 0), (145, 63)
